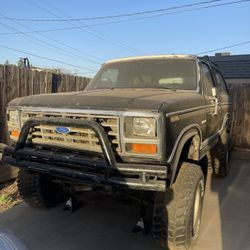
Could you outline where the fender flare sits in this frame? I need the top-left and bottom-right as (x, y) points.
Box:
(168, 124), (202, 185)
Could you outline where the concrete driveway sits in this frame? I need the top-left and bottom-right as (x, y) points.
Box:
(0, 150), (249, 250)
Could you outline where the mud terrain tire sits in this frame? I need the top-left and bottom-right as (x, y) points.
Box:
(17, 169), (65, 209)
(153, 162), (205, 250)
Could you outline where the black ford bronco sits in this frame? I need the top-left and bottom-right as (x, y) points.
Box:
(0, 55), (231, 250)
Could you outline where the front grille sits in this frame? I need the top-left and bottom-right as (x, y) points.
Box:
(20, 110), (120, 153)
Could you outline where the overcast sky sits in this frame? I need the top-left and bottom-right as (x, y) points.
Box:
(0, 0), (249, 76)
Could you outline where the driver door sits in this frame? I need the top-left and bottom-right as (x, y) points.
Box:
(201, 63), (221, 139)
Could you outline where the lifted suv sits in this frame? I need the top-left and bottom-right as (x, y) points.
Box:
(1, 55), (231, 250)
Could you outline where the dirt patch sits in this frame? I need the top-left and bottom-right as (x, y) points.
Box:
(0, 180), (22, 212)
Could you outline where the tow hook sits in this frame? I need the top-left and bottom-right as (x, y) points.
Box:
(63, 196), (81, 213)
(132, 202), (152, 235)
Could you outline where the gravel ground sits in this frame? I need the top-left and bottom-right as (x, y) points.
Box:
(0, 180), (22, 212)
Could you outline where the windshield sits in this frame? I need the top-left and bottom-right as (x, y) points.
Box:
(86, 58), (197, 91)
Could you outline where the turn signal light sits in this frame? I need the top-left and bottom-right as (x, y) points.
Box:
(10, 129), (20, 138)
(131, 143), (157, 155)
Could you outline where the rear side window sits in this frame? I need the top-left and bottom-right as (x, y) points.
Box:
(213, 70), (228, 94)
(201, 63), (215, 96)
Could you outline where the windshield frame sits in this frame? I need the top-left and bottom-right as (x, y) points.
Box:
(86, 57), (200, 93)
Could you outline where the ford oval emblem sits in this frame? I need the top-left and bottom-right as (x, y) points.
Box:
(55, 126), (70, 134)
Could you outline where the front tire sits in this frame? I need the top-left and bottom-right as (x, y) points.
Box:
(17, 169), (65, 209)
(153, 162), (205, 250)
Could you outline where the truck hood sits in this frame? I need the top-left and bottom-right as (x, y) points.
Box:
(8, 89), (199, 112)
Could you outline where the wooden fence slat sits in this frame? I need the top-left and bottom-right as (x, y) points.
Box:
(0, 65), (5, 143)
(47, 72), (53, 94)
(33, 70), (40, 95)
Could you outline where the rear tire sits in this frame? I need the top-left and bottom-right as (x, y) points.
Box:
(211, 130), (230, 177)
(153, 162), (205, 250)
(17, 169), (65, 209)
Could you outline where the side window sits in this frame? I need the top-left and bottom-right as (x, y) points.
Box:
(213, 70), (228, 94)
(201, 63), (214, 96)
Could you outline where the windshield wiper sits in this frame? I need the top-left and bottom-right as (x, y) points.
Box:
(160, 86), (177, 91)
(151, 85), (177, 91)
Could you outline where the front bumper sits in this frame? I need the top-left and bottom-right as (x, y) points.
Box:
(0, 118), (167, 192)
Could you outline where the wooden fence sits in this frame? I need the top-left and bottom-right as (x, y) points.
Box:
(228, 83), (250, 150)
(0, 64), (91, 145)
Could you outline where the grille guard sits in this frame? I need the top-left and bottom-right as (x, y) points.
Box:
(1, 118), (167, 192)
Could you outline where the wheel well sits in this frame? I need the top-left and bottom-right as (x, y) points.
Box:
(180, 135), (200, 162)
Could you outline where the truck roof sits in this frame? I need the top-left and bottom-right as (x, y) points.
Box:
(105, 54), (197, 64)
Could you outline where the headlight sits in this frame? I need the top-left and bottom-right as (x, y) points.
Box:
(124, 117), (157, 138)
(133, 117), (156, 137)
(123, 115), (159, 156)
